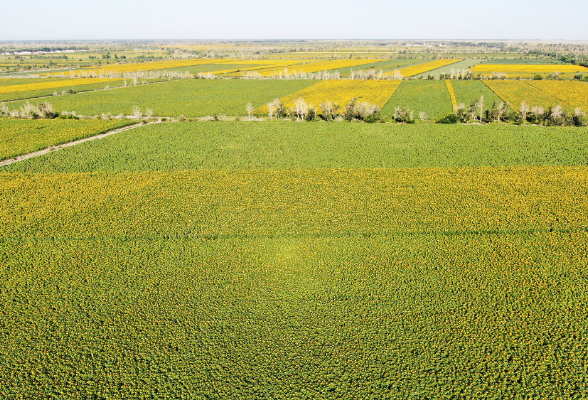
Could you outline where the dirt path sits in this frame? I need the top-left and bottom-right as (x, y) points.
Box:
(0, 121), (158, 167)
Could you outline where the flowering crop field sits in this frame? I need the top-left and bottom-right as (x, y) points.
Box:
(484, 80), (567, 110)
(258, 79), (401, 113)
(0, 119), (135, 161)
(382, 80), (453, 120)
(385, 59), (462, 77)
(2, 122), (588, 398)
(7, 79), (315, 117)
(471, 64), (588, 78)
(230, 59), (381, 77)
(2, 164), (588, 397)
(0, 78), (119, 94)
(527, 80), (588, 110)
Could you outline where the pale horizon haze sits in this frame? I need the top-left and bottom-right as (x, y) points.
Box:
(1, 0), (587, 41)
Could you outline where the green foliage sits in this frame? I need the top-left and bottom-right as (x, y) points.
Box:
(0, 119), (134, 161)
(1, 167), (588, 397)
(382, 80), (453, 120)
(8, 79), (315, 117)
(5, 123), (588, 173)
(451, 80), (503, 109)
(437, 113), (459, 124)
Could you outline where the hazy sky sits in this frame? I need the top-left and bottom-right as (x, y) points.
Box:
(2, 0), (587, 40)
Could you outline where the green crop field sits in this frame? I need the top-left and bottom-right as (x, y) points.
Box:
(0, 119), (134, 161)
(0, 78), (63, 86)
(6, 79), (316, 117)
(162, 63), (265, 75)
(333, 59), (428, 77)
(4, 123), (588, 173)
(424, 59), (478, 79)
(0, 79), (128, 102)
(451, 80), (504, 108)
(382, 80), (453, 120)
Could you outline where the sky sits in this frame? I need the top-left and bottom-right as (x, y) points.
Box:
(2, 0), (587, 41)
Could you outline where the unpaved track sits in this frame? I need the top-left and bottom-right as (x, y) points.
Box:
(0, 121), (158, 167)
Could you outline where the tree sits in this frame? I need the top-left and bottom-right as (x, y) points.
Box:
(294, 97), (308, 121)
(519, 100), (529, 122)
(246, 102), (254, 120)
(478, 95), (484, 122)
(320, 102), (338, 121)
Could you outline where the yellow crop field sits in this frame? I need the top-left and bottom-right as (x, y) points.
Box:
(446, 79), (458, 111)
(471, 64), (588, 78)
(208, 60), (305, 76)
(472, 64), (588, 73)
(527, 80), (588, 110)
(235, 59), (381, 77)
(258, 79), (401, 113)
(0, 78), (119, 94)
(484, 80), (564, 109)
(386, 59), (462, 78)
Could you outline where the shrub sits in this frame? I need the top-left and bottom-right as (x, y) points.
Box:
(436, 114), (459, 124)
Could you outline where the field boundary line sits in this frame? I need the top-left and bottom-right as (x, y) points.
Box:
(445, 79), (458, 111)
(0, 121), (158, 167)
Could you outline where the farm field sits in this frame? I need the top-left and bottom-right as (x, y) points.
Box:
(471, 64), (588, 78)
(386, 59), (462, 78)
(2, 41), (588, 398)
(228, 59), (381, 77)
(42, 58), (231, 76)
(0, 79), (133, 102)
(0, 78), (120, 95)
(451, 80), (504, 108)
(162, 63), (266, 75)
(484, 80), (568, 110)
(0, 119), (134, 161)
(265, 79), (401, 113)
(0, 78), (64, 86)
(6, 79), (316, 117)
(6, 123), (588, 173)
(527, 80), (588, 110)
(382, 80), (453, 120)
(424, 59), (478, 79)
(332, 59), (429, 77)
(481, 58), (567, 64)
(2, 121), (588, 397)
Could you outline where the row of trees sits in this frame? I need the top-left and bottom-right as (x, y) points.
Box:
(252, 97), (383, 122)
(0, 102), (59, 119)
(439, 96), (586, 126)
